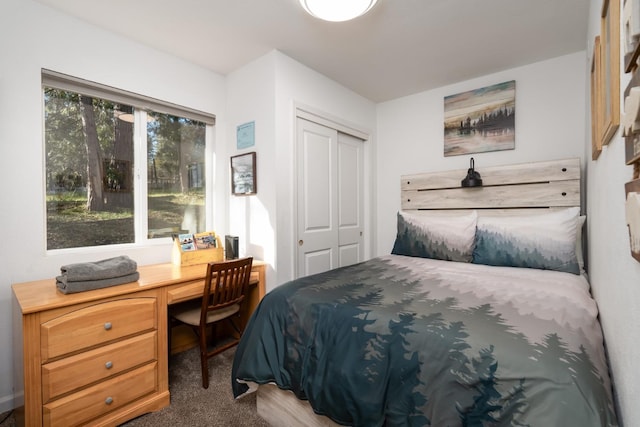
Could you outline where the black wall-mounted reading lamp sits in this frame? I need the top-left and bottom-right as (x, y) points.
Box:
(461, 157), (483, 187)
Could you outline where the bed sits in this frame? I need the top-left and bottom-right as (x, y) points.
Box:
(232, 158), (618, 427)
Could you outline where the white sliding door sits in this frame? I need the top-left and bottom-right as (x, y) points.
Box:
(296, 117), (364, 278)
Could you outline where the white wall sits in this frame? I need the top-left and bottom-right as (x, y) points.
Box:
(226, 53), (277, 286)
(0, 0), (227, 412)
(585, 0), (640, 424)
(226, 50), (377, 289)
(375, 52), (588, 255)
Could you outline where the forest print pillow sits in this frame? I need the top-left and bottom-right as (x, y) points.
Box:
(391, 210), (477, 262)
(472, 207), (581, 274)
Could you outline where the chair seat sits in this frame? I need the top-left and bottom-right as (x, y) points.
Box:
(170, 300), (240, 326)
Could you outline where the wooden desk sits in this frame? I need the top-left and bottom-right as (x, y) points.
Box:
(12, 260), (266, 427)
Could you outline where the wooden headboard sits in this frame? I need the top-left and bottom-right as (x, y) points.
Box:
(400, 158), (581, 214)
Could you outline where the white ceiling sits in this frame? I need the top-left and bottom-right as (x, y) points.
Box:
(33, 0), (590, 103)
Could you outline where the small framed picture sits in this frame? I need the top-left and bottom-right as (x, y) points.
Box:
(626, 178), (640, 262)
(230, 152), (257, 195)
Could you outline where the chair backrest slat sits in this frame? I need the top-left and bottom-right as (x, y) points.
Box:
(200, 257), (253, 325)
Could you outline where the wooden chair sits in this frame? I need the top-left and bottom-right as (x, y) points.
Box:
(169, 257), (253, 388)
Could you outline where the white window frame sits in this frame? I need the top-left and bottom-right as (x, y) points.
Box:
(43, 69), (216, 251)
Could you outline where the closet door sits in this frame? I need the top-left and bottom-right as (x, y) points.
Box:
(296, 118), (364, 278)
(337, 132), (364, 267)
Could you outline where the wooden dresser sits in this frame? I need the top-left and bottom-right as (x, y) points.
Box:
(12, 261), (266, 427)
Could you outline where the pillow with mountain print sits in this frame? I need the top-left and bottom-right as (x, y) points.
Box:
(391, 210), (477, 262)
(472, 207), (581, 274)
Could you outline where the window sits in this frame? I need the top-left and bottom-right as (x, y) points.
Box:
(146, 112), (207, 239)
(43, 70), (215, 250)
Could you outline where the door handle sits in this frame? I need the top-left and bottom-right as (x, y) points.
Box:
(298, 240), (304, 246)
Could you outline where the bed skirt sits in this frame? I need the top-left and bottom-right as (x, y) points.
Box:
(257, 384), (341, 427)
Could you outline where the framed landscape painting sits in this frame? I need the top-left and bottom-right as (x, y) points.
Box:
(444, 80), (516, 157)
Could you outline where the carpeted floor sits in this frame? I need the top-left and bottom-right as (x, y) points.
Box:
(125, 346), (269, 427)
(0, 410), (13, 427)
(1, 346), (269, 427)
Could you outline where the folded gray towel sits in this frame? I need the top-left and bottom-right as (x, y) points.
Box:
(60, 256), (137, 282)
(56, 272), (140, 294)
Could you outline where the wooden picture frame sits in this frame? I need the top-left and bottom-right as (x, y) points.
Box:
(625, 127), (640, 164)
(230, 151), (257, 195)
(443, 80), (516, 157)
(623, 71), (640, 164)
(592, 36), (603, 160)
(624, 0), (640, 72)
(625, 178), (640, 262)
(600, 0), (621, 146)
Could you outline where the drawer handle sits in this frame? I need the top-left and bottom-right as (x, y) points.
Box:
(104, 322), (112, 331)
(105, 396), (113, 405)
(105, 361), (113, 369)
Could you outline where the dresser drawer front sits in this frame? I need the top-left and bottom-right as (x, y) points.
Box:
(43, 361), (157, 427)
(42, 331), (157, 402)
(41, 298), (157, 360)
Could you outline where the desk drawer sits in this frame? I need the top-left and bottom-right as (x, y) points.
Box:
(42, 331), (157, 402)
(167, 279), (205, 304)
(43, 361), (157, 427)
(41, 298), (157, 361)
(166, 272), (259, 304)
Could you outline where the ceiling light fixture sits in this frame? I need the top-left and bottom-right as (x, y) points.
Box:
(299, 0), (378, 22)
